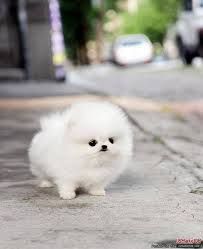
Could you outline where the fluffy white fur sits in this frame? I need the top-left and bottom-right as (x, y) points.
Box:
(29, 101), (133, 199)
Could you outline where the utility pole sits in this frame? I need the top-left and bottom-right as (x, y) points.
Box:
(17, 0), (30, 79)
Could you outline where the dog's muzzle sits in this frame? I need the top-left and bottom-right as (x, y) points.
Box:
(100, 145), (108, 152)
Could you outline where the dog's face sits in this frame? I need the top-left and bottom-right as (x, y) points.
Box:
(69, 124), (130, 161)
(66, 102), (133, 163)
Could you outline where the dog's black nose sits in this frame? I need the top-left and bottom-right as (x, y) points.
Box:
(101, 145), (108, 151)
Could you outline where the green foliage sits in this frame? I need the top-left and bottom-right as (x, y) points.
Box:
(60, 0), (181, 63)
(120, 0), (181, 43)
(60, 0), (94, 64)
(60, 0), (120, 64)
(105, 0), (119, 11)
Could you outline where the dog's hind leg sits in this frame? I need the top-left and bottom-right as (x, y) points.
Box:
(30, 164), (54, 188)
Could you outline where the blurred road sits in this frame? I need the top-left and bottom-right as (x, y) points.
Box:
(70, 61), (203, 101)
(1, 60), (203, 103)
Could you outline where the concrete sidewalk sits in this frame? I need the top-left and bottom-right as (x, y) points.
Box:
(0, 81), (90, 98)
(0, 100), (203, 249)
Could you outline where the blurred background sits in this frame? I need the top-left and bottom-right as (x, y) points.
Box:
(0, 0), (203, 99)
(60, 0), (203, 67)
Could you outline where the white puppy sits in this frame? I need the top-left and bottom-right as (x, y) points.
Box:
(29, 101), (133, 199)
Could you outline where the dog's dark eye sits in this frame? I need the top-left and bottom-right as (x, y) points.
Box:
(89, 139), (97, 147)
(109, 137), (114, 144)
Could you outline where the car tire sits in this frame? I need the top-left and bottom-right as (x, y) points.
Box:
(177, 37), (195, 65)
(182, 50), (194, 65)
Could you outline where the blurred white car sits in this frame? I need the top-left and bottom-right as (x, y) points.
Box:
(111, 34), (154, 65)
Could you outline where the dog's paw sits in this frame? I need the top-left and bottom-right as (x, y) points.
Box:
(88, 189), (106, 196)
(57, 183), (76, 200)
(39, 180), (54, 188)
(59, 191), (76, 200)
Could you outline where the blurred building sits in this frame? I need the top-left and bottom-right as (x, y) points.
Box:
(0, 0), (66, 81)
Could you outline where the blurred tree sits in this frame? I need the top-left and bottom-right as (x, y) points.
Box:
(60, 0), (120, 65)
(60, 0), (182, 64)
(60, 0), (94, 65)
(120, 0), (181, 43)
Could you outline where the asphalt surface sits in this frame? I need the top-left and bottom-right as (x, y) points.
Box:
(70, 61), (203, 101)
(1, 60), (203, 101)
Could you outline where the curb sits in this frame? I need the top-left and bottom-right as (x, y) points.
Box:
(0, 95), (202, 114)
(0, 95), (162, 112)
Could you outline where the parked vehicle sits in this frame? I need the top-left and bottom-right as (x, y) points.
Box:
(111, 34), (154, 65)
(176, 0), (203, 64)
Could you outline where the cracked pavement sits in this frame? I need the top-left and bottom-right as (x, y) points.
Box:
(0, 104), (202, 249)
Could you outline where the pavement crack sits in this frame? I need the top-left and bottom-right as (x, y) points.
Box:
(126, 111), (203, 185)
(164, 135), (203, 146)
